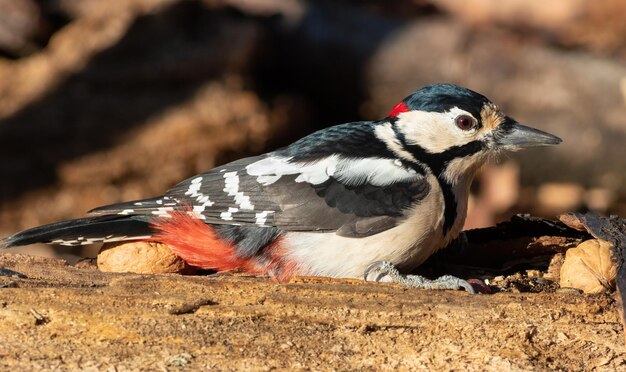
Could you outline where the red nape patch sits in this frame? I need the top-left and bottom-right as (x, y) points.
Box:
(149, 212), (299, 282)
(387, 101), (409, 117)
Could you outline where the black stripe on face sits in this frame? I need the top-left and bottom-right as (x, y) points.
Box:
(392, 126), (484, 234)
(391, 125), (485, 174)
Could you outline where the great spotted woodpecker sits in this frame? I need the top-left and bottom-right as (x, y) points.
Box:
(0, 84), (561, 292)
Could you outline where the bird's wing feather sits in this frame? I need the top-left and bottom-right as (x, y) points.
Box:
(89, 154), (430, 237)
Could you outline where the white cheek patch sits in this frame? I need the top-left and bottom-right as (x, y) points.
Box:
(246, 155), (421, 187)
(395, 107), (478, 153)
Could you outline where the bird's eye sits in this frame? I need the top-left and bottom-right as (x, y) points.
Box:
(455, 115), (475, 131)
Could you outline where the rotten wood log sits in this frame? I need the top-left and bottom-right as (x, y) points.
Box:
(0, 253), (622, 370)
(420, 214), (589, 278)
(558, 212), (626, 345)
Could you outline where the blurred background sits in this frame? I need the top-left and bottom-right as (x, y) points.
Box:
(0, 0), (625, 262)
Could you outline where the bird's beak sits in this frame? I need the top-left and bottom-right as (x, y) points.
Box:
(494, 117), (562, 150)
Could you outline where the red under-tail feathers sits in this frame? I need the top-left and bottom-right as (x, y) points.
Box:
(149, 212), (298, 282)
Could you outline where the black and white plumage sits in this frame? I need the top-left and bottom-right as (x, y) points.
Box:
(0, 84), (561, 292)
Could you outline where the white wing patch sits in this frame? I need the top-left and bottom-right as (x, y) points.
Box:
(183, 176), (215, 218)
(152, 207), (174, 218)
(223, 171), (254, 210)
(333, 157), (418, 186)
(245, 157), (295, 186)
(246, 155), (421, 187)
(220, 207), (239, 221)
(51, 234), (152, 246)
(255, 210), (274, 226)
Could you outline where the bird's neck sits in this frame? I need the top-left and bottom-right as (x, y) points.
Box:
(433, 153), (486, 239)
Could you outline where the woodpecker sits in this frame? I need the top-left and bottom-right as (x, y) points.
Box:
(0, 84), (561, 292)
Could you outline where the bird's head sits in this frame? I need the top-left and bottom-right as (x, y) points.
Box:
(379, 83), (561, 181)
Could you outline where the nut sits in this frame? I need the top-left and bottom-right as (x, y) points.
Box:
(559, 239), (616, 294)
(98, 241), (195, 274)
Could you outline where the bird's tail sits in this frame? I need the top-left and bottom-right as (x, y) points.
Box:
(0, 215), (154, 249)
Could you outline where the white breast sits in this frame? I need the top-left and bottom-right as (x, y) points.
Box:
(283, 173), (458, 279)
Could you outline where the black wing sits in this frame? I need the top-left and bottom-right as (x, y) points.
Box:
(90, 154), (430, 237)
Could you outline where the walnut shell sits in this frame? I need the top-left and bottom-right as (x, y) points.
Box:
(98, 241), (195, 274)
(559, 239), (616, 294)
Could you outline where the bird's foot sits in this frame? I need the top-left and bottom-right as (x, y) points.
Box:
(364, 261), (475, 294)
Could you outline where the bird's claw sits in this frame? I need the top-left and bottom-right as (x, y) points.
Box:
(364, 261), (475, 294)
(432, 274), (476, 294)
